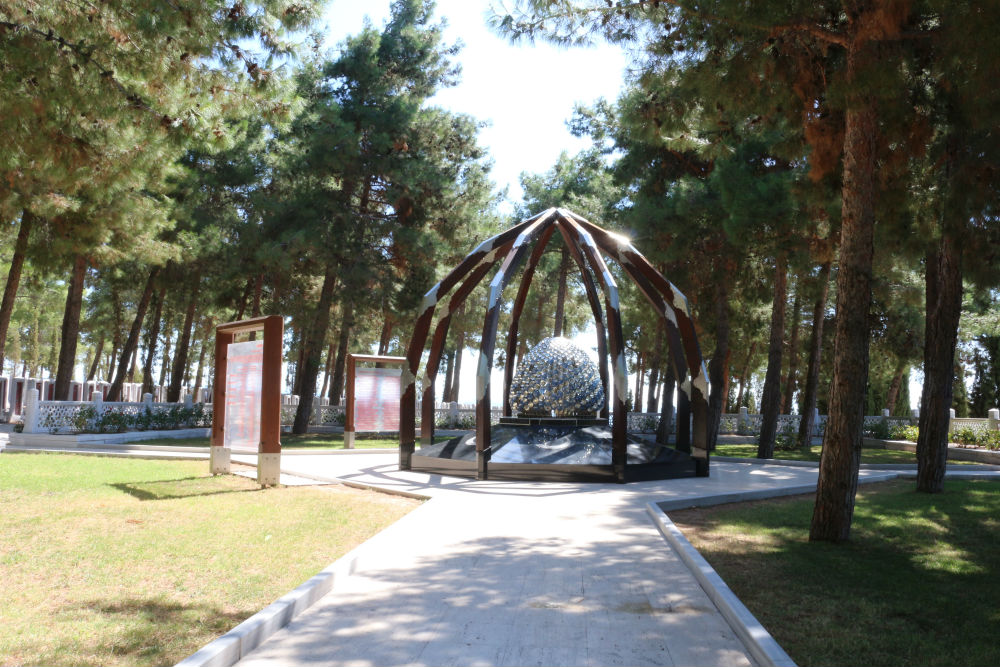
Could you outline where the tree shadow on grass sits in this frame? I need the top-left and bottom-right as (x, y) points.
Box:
(109, 477), (261, 501)
(671, 479), (1000, 666)
(82, 597), (256, 665)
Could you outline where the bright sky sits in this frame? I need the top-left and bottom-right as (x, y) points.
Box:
(320, 1), (630, 405)
(319, 0), (628, 206)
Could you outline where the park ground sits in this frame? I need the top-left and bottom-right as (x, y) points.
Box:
(0, 453), (418, 667)
(3, 451), (999, 666)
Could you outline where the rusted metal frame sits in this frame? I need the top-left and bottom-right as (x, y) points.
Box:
(216, 315), (276, 335)
(553, 219), (610, 418)
(609, 253), (709, 458)
(563, 217), (628, 483)
(605, 258), (693, 452)
(595, 239), (690, 390)
(259, 316), (284, 454)
(211, 315), (283, 455)
(569, 212), (709, 464)
(475, 212), (556, 479)
(568, 213), (709, 396)
(211, 330), (235, 448)
(399, 212), (550, 468)
(502, 224), (557, 416)
(420, 259), (501, 444)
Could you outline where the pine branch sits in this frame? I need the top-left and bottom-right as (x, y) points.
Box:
(0, 19), (176, 125)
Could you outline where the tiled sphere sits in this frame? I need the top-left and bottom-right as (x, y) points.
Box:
(510, 336), (605, 417)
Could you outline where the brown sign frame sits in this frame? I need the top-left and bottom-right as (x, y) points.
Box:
(210, 315), (284, 484)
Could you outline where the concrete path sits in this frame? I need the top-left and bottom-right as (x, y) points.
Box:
(225, 454), (897, 667)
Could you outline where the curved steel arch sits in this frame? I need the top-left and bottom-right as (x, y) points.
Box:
(399, 208), (711, 481)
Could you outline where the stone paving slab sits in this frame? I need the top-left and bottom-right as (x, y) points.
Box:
(224, 456), (899, 667)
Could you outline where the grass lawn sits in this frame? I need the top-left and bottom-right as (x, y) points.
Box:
(670, 479), (1000, 667)
(0, 453), (419, 667)
(133, 432), (454, 449)
(714, 442), (982, 465)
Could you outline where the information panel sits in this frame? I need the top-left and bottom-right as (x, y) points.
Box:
(224, 340), (263, 452)
(354, 367), (401, 432)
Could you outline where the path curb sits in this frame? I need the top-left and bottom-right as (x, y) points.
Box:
(173, 554), (358, 667)
(647, 502), (797, 667)
(173, 497), (433, 667)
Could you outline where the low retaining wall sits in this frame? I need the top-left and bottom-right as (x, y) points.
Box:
(9, 428), (210, 448)
(863, 437), (1000, 465)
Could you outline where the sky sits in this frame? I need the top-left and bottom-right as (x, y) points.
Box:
(317, 2), (923, 411)
(319, 1), (631, 405)
(319, 0), (629, 206)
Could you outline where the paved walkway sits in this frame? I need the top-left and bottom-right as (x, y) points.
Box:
(225, 453), (897, 667)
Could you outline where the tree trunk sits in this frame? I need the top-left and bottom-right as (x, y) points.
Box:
(442, 348), (455, 404)
(252, 274), (263, 317)
(127, 343), (139, 383)
(378, 317), (393, 355)
(320, 340), (335, 399)
(735, 340), (757, 411)
(450, 322), (466, 402)
(233, 277), (253, 322)
(86, 337), (104, 382)
(917, 233), (963, 493)
(54, 254), (87, 399)
(141, 287), (165, 397)
(646, 365), (660, 413)
(167, 272), (200, 402)
(885, 360), (907, 416)
(634, 352), (644, 412)
(292, 329), (306, 397)
(810, 75), (878, 542)
(158, 329), (172, 389)
(797, 260), (832, 451)
(192, 332), (208, 402)
(293, 266), (338, 433)
(0, 209), (35, 372)
(329, 300), (355, 407)
(657, 362), (676, 445)
(781, 290), (802, 414)
(109, 267), (159, 401)
(554, 245), (569, 337)
(375, 316), (393, 368)
(708, 280), (731, 451)
(757, 255), (788, 458)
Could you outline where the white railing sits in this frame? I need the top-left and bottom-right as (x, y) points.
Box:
(19, 387), (1000, 439)
(22, 389), (212, 434)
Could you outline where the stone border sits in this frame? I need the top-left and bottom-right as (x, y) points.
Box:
(173, 494), (432, 667)
(647, 501), (797, 667)
(864, 437), (1000, 465)
(10, 428), (210, 447)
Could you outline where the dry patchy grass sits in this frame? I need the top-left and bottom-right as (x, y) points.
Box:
(0, 453), (418, 667)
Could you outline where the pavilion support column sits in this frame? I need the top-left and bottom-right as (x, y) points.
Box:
(399, 213), (546, 471)
(210, 330), (234, 475)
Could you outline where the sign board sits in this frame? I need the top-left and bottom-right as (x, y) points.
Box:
(224, 340), (263, 453)
(354, 366), (401, 432)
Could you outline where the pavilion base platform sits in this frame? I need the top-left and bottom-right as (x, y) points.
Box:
(411, 420), (703, 482)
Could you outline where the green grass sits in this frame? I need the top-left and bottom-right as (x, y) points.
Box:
(714, 443), (983, 465)
(0, 453), (418, 667)
(670, 479), (1000, 666)
(130, 433), (453, 450)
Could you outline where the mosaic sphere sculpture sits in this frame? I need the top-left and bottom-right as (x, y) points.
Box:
(510, 336), (605, 417)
